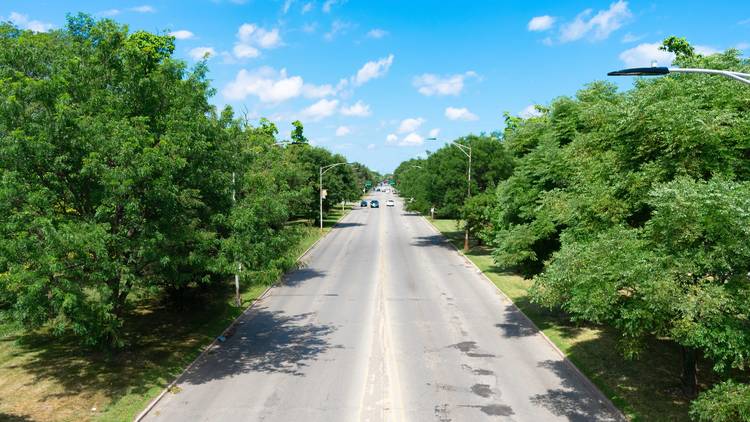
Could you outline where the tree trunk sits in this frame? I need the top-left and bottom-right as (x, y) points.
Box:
(681, 346), (698, 398)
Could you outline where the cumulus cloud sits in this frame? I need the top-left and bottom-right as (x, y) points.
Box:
(99, 9), (121, 17)
(335, 126), (351, 136)
(301, 99), (339, 121)
(397, 117), (425, 134)
(399, 133), (424, 146)
(445, 107), (478, 121)
(282, 0), (294, 14)
(413, 71), (478, 96)
(519, 105), (542, 119)
(170, 30), (194, 40)
(386, 134), (398, 144)
(7, 12), (54, 32)
(354, 54), (394, 86)
(367, 143), (376, 150)
(618, 42), (674, 67)
(528, 15), (555, 31)
(340, 101), (372, 117)
(367, 28), (389, 39)
(560, 0), (631, 43)
(233, 23), (283, 59)
(429, 128), (440, 138)
(223, 67), (334, 103)
(621, 32), (644, 43)
(188, 47), (216, 60)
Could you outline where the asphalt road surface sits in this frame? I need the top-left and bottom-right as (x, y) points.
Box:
(142, 191), (624, 422)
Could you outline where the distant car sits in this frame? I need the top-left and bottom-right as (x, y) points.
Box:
(360, 200), (368, 207)
(386, 199), (395, 207)
(370, 200), (380, 208)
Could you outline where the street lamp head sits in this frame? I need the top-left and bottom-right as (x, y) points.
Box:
(608, 67), (671, 76)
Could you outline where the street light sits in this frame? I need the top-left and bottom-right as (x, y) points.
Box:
(319, 162), (352, 232)
(231, 140), (295, 307)
(608, 66), (750, 85)
(426, 137), (472, 252)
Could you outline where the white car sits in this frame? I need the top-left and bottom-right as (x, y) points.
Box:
(386, 199), (395, 207)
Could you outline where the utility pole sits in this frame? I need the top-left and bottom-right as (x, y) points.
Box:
(426, 138), (472, 251)
(319, 162), (350, 232)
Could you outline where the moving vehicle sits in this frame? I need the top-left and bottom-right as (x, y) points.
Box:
(360, 200), (368, 207)
(386, 199), (395, 207)
(370, 200), (380, 208)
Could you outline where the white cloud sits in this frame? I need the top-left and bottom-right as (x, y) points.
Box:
(560, 0), (631, 43)
(528, 15), (555, 31)
(335, 126), (351, 136)
(519, 105), (542, 119)
(302, 22), (317, 33)
(130, 5), (156, 13)
(188, 47), (216, 60)
(429, 128), (440, 138)
(400, 132), (424, 146)
(322, 0), (346, 13)
(354, 54), (394, 86)
(301, 99), (339, 121)
(282, 0), (294, 14)
(223, 67), (331, 103)
(233, 23), (283, 59)
(413, 71), (477, 96)
(170, 30), (194, 40)
(324, 20), (353, 41)
(340, 101), (372, 117)
(695, 45), (719, 56)
(397, 117), (425, 134)
(618, 42), (674, 67)
(445, 107), (478, 121)
(99, 9), (121, 17)
(233, 44), (260, 58)
(367, 143), (376, 150)
(302, 2), (314, 13)
(7, 12), (54, 32)
(386, 134), (398, 144)
(367, 28), (388, 39)
(621, 32), (644, 43)
(302, 83), (336, 98)
(736, 42), (750, 50)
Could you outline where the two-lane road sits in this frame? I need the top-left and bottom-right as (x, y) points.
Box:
(143, 192), (623, 421)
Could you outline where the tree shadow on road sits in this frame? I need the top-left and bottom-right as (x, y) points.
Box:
(281, 267), (326, 288)
(333, 222), (364, 228)
(495, 307), (539, 338)
(530, 359), (621, 422)
(410, 234), (457, 250)
(179, 308), (338, 383)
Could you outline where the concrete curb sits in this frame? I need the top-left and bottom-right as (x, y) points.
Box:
(420, 216), (628, 422)
(134, 208), (353, 422)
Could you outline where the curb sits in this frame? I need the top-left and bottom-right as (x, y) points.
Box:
(420, 216), (628, 422)
(134, 208), (353, 422)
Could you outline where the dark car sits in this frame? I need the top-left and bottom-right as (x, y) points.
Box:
(370, 200), (380, 208)
(360, 200), (368, 207)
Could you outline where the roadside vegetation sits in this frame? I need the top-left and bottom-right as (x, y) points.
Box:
(0, 14), (375, 421)
(396, 37), (750, 421)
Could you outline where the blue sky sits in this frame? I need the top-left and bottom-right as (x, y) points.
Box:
(3, 1), (749, 173)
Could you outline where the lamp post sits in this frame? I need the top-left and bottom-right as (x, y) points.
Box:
(319, 162), (351, 232)
(426, 137), (472, 251)
(608, 66), (750, 85)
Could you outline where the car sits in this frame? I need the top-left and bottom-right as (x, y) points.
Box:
(386, 199), (395, 207)
(360, 200), (368, 207)
(370, 200), (380, 208)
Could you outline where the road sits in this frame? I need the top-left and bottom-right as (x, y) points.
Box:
(142, 191), (624, 422)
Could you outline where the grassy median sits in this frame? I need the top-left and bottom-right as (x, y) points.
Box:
(429, 218), (718, 422)
(0, 207), (351, 422)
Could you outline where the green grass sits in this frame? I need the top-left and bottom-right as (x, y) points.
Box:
(0, 206), (352, 422)
(429, 218), (713, 422)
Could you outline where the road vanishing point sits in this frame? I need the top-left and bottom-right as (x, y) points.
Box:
(142, 191), (625, 422)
